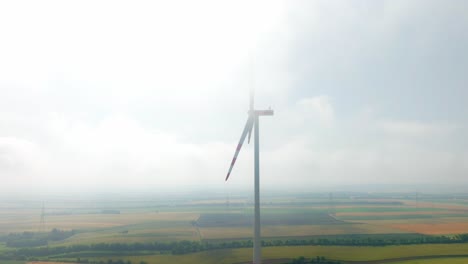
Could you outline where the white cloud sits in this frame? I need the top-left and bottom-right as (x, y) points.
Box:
(379, 120), (455, 137)
(1, 1), (468, 192)
(0, 137), (34, 170)
(0, 114), (253, 191)
(296, 96), (334, 125)
(0, 137), (47, 182)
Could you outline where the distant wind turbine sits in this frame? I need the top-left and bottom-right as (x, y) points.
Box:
(225, 63), (273, 264)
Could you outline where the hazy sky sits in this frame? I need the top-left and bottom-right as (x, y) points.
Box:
(1, 1), (467, 192)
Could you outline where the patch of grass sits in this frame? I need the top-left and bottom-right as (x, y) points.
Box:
(0, 242), (8, 252)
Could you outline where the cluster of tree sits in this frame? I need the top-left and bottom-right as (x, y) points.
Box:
(4, 229), (76, 247)
(455, 234), (468, 242)
(49, 228), (76, 241)
(289, 256), (342, 264)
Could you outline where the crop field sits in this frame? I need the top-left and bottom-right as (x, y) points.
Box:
(388, 222), (468, 235)
(196, 212), (343, 227)
(404, 201), (468, 210)
(200, 222), (408, 240)
(196, 211), (412, 240)
(55, 221), (200, 245)
(349, 216), (468, 235)
(0, 242), (7, 251)
(4, 192), (468, 263)
(84, 243), (468, 264)
(335, 210), (465, 216)
(0, 210), (200, 233)
(393, 258), (468, 264)
(27, 262), (77, 264)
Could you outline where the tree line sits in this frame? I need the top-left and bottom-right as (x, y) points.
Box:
(290, 256), (342, 264)
(3, 234), (468, 261)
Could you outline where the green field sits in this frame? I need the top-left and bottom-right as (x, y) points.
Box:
(54, 220), (199, 245)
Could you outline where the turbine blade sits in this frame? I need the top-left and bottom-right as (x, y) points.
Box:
(247, 121), (253, 144)
(225, 116), (254, 181)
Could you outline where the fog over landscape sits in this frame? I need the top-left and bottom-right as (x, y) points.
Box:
(1, 1), (468, 193)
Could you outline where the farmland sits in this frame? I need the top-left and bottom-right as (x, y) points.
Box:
(58, 244), (468, 264)
(197, 212), (344, 227)
(392, 258), (468, 264)
(3, 191), (468, 263)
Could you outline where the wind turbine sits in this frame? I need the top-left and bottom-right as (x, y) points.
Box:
(225, 65), (273, 264)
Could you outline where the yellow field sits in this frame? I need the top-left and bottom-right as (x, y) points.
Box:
(392, 258), (468, 264)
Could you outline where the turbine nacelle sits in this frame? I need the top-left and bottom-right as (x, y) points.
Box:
(249, 109), (274, 116)
(246, 109), (273, 144)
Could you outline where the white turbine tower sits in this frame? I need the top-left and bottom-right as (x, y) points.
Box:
(225, 65), (273, 264)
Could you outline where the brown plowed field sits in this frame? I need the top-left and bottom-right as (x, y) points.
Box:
(404, 201), (468, 211)
(335, 211), (465, 217)
(388, 222), (468, 234)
